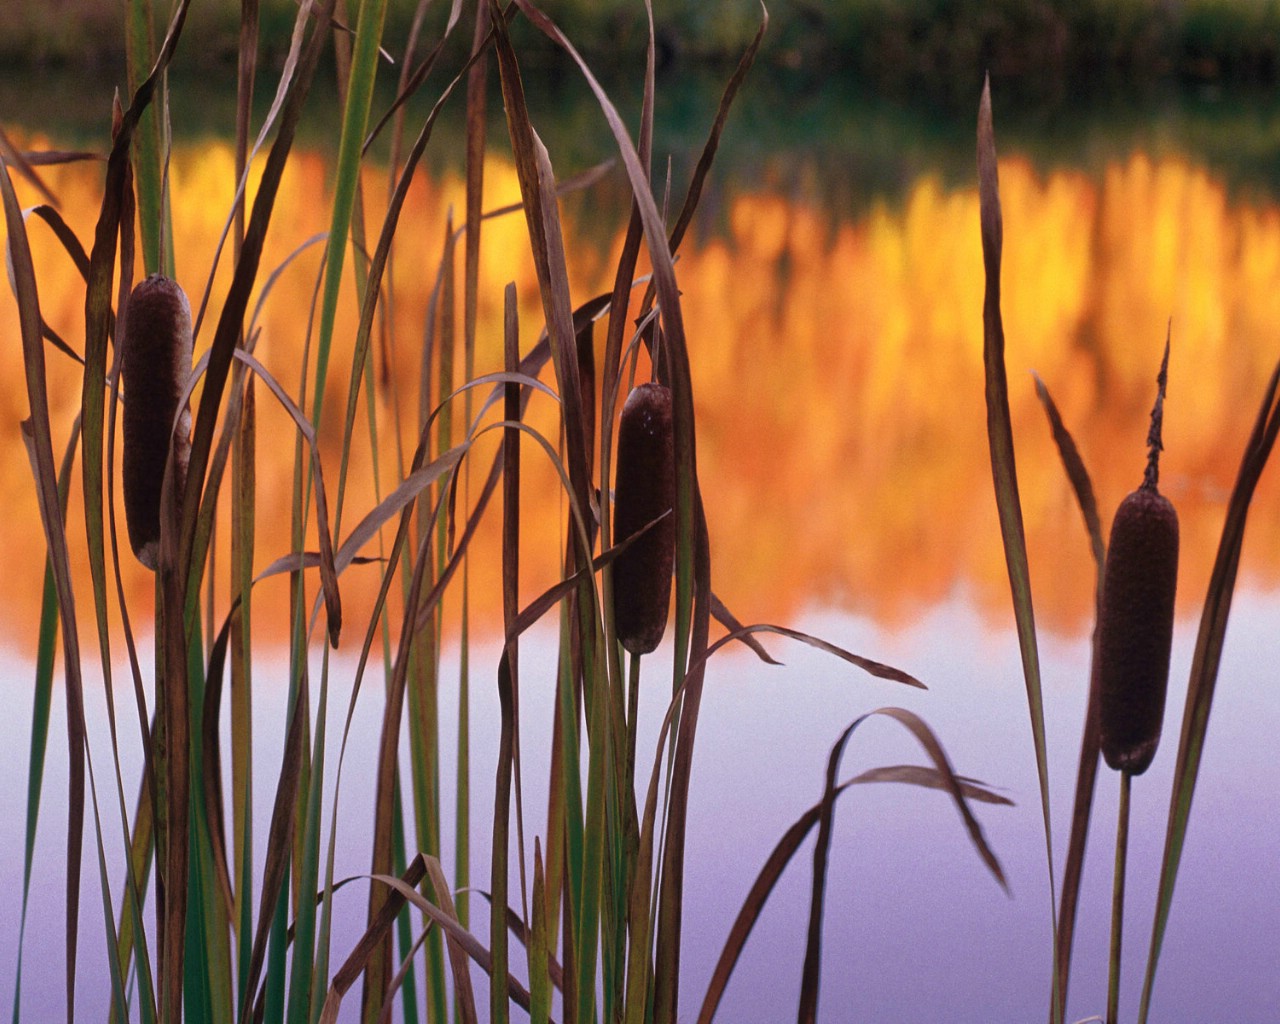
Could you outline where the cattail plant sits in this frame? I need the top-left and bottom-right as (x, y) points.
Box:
(1098, 338), (1178, 1024)
(121, 273), (193, 570)
(1097, 340), (1179, 776)
(612, 381), (676, 656)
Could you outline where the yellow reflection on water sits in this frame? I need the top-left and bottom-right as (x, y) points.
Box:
(3, 132), (1279, 651)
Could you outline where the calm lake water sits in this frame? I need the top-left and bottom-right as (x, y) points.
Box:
(2, 67), (1280, 1021)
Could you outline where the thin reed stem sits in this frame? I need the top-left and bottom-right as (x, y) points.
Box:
(625, 652), (641, 821)
(1108, 771), (1132, 1024)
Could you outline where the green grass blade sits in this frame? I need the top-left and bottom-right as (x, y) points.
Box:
(976, 77), (1059, 1024)
(1137, 358), (1280, 1023)
(489, 284), (521, 1024)
(232, 378), (256, 1011)
(126, 0), (166, 274)
(311, 0), (388, 435)
(528, 843), (552, 1024)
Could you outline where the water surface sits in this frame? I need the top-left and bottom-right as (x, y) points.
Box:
(2, 73), (1279, 1021)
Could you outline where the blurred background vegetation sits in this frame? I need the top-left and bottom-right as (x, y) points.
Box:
(9, 0), (1280, 93)
(11, 0), (1280, 214)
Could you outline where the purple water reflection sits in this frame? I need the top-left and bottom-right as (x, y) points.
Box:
(3, 591), (1277, 1021)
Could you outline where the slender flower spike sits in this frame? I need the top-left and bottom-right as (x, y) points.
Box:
(121, 273), (193, 571)
(1098, 341), (1179, 775)
(612, 382), (676, 655)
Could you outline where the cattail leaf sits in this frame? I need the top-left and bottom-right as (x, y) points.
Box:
(491, 284), (520, 1024)
(497, 5), (724, 1013)
(977, 78), (1059, 1016)
(316, 856), (428, 1023)
(464, 888), (568, 993)
(29, 204), (92, 280)
(333, 31), (481, 536)
(228, 349), (341, 646)
(529, 843), (552, 1024)
(11, 412), (79, 1024)
(1033, 373), (1105, 576)
(423, 858), (479, 1024)
(369, 868), (540, 1013)
(308, 0), (388, 440)
(232, 0), (257, 259)
(362, 0), (470, 154)
(237, 683), (308, 1023)
(3, 154), (90, 1024)
(686, 622), (926, 690)
(490, 11), (592, 523)
(1138, 357), (1280, 1022)
(799, 707), (1007, 1023)
(362, 337), (558, 1013)
(697, 762), (1009, 1024)
(631, 633), (935, 1024)
(710, 593), (780, 665)
(0, 126), (59, 207)
(1033, 372), (1107, 1018)
(2, 206), (88, 364)
(180, 0), (338, 587)
(14, 147), (103, 168)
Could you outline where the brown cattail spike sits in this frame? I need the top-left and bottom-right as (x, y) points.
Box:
(1098, 342), (1178, 775)
(612, 382), (676, 656)
(122, 274), (193, 571)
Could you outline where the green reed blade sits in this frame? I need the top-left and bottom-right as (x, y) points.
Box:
(311, 0), (388, 436)
(228, 13), (259, 1001)
(287, 650), (329, 1024)
(529, 842), (551, 1024)
(231, 377), (256, 1011)
(126, 0), (167, 275)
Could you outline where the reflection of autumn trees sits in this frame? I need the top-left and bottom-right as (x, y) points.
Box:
(3, 136), (1279, 649)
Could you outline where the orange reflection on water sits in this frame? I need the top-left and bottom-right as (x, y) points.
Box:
(688, 152), (1280, 637)
(2, 133), (1279, 654)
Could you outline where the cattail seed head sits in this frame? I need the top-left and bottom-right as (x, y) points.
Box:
(612, 382), (675, 656)
(121, 274), (193, 571)
(1097, 484), (1179, 775)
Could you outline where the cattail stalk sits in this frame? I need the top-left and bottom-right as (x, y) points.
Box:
(121, 273), (193, 571)
(1107, 771), (1131, 1024)
(1099, 337), (1178, 1024)
(612, 382), (675, 656)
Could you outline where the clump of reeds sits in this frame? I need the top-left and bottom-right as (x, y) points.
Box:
(612, 381), (676, 655)
(121, 273), (193, 570)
